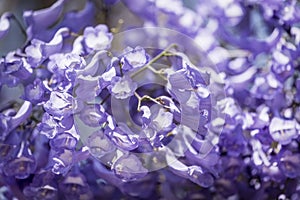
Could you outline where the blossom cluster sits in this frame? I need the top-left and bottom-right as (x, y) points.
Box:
(0, 0), (300, 199)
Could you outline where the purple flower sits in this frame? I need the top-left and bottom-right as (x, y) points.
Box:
(23, 171), (59, 200)
(78, 104), (108, 127)
(75, 75), (100, 102)
(166, 152), (214, 188)
(3, 52), (33, 80)
(0, 101), (32, 140)
(43, 91), (74, 119)
(269, 117), (299, 145)
(104, 0), (120, 5)
(98, 66), (116, 90)
(25, 27), (70, 67)
(108, 75), (137, 99)
(120, 46), (149, 71)
(296, 79), (300, 103)
(219, 124), (247, 156)
(148, 104), (174, 132)
(271, 51), (294, 83)
(106, 122), (138, 151)
(0, 12), (11, 39)
(48, 53), (86, 81)
(3, 142), (36, 179)
(279, 151), (300, 178)
(23, 79), (48, 104)
(87, 130), (116, 158)
(0, 142), (16, 164)
(38, 113), (63, 139)
(58, 169), (92, 200)
(50, 132), (77, 150)
(250, 73), (282, 100)
(50, 148), (73, 175)
(113, 154), (148, 181)
(82, 25), (113, 53)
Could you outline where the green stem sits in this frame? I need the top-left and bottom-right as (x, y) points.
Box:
(130, 43), (177, 78)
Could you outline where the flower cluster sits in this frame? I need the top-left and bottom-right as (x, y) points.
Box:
(0, 0), (300, 199)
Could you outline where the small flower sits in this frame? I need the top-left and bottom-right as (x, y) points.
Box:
(120, 46), (149, 71)
(148, 104), (173, 132)
(0, 12), (12, 39)
(58, 170), (91, 199)
(279, 151), (300, 178)
(83, 24), (113, 53)
(23, 171), (59, 200)
(106, 122), (138, 151)
(113, 154), (148, 181)
(50, 132), (77, 150)
(23, 79), (48, 104)
(271, 51), (293, 82)
(3, 142), (36, 179)
(108, 75), (137, 99)
(269, 117), (300, 145)
(78, 104), (108, 127)
(44, 91), (74, 119)
(25, 27), (70, 67)
(50, 149), (73, 175)
(4, 53), (33, 80)
(87, 130), (116, 158)
(48, 53), (86, 81)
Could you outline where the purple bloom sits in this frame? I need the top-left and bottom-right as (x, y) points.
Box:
(279, 151), (300, 178)
(120, 46), (149, 71)
(104, 0), (120, 5)
(250, 73), (282, 100)
(48, 53), (86, 81)
(50, 132), (77, 150)
(78, 104), (108, 127)
(0, 142), (16, 164)
(0, 12), (11, 39)
(23, 171), (59, 200)
(106, 122), (138, 151)
(113, 154), (148, 181)
(271, 51), (294, 83)
(82, 25), (113, 53)
(219, 124), (247, 157)
(0, 101), (32, 140)
(23, 79), (48, 104)
(108, 75), (137, 99)
(75, 75), (100, 102)
(58, 169), (92, 200)
(269, 117), (299, 145)
(76, 50), (110, 77)
(44, 91), (74, 119)
(38, 113), (63, 139)
(87, 130), (116, 158)
(218, 8), (282, 54)
(50, 148), (74, 175)
(296, 79), (300, 103)
(25, 27), (70, 67)
(166, 152), (214, 188)
(3, 142), (36, 179)
(3, 52), (33, 80)
(98, 66), (116, 90)
(2, 0), (300, 198)
(148, 104), (174, 133)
